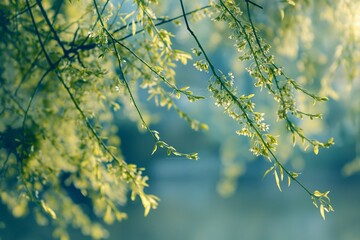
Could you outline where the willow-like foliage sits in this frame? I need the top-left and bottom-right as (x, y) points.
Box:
(1, 0), (358, 239)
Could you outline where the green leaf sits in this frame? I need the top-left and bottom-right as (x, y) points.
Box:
(274, 170), (282, 192)
(40, 200), (57, 220)
(313, 145), (319, 155)
(131, 19), (136, 35)
(313, 190), (323, 197)
(292, 134), (296, 146)
(180, 86), (190, 91)
(279, 165), (284, 181)
(175, 91), (181, 99)
(151, 144), (157, 155)
(188, 153), (199, 160)
(280, 9), (285, 20)
(200, 123), (209, 131)
(312, 197), (318, 208)
(263, 166), (274, 178)
(124, 10), (135, 20)
(114, 210), (128, 221)
(247, 94), (255, 99)
(320, 204), (326, 220)
(104, 205), (114, 224)
(287, 176), (291, 187)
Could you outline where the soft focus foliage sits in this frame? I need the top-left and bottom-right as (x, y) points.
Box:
(0, 0), (358, 239)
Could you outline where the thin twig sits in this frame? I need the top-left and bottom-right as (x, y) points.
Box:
(246, 0), (263, 9)
(9, 1), (38, 20)
(180, 0), (313, 196)
(244, 1), (318, 146)
(93, 0), (157, 141)
(26, 0), (53, 67)
(112, 39), (203, 99)
(116, 5), (211, 41)
(36, 0), (68, 58)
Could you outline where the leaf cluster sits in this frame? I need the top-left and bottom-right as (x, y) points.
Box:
(0, 0), (341, 239)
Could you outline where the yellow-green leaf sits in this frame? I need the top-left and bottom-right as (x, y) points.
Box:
(246, 94), (255, 99)
(151, 144), (157, 155)
(263, 166), (274, 178)
(200, 123), (209, 131)
(280, 9), (285, 20)
(115, 211), (128, 221)
(175, 91), (181, 99)
(274, 170), (282, 192)
(124, 11), (135, 20)
(292, 134), (296, 146)
(313, 190), (323, 197)
(287, 176), (291, 187)
(40, 200), (57, 220)
(131, 19), (136, 36)
(104, 206), (114, 224)
(279, 166), (284, 181)
(180, 86), (190, 91)
(312, 197), (318, 208)
(141, 196), (151, 217)
(320, 204), (326, 220)
(313, 145), (319, 155)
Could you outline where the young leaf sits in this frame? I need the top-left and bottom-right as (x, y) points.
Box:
(279, 165), (284, 181)
(313, 190), (323, 197)
(263, 166), (274, 178)
(274, 170), (282, 192)
(320, 204), (326, 220)
(292, 134), (296, 146)
(313, 145), (319, 155)
(131, 19), (136, 36)
(40, 200), (57, 220)
(287, 176), (291, 187)
(104, 206), (114, 224)
(151, 144), (157, 155)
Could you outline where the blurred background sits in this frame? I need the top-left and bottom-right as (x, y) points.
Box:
(1, 0), (360, 239)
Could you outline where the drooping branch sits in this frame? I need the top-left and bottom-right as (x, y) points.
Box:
(93, 0), (199, 161)
(180, 0), (333, 219)
(220, 0), (334, 151)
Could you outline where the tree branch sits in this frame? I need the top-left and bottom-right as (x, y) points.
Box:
(36, 0), (68, 58)
(180, 0), (313, 196)
(246, 0), (263, 9)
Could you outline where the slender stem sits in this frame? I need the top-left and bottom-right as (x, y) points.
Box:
(16, 1), (63, 96)
(244, 1), (316, 146)
(113, 5), (211, 35)
(93, 0), (157, 142)
(26, 0), (53, 67)
(219, 0), (274, 94)
(26, 0), (137, 183)
(21, 0), (59, 201)
(51, 0), (64, 23)
(244, 1), (322, 100)
(116, 5), (211, 41)
(54, 71), (126, 167)
(36, 0), (68, 58)
(9, 1), (38, 20)
(111, 39), (202, 99)
(22, 69), (52, 134)
(180, 0), (313, 196)
(246, 0), (263, 9)
(93, 0), (199, 160)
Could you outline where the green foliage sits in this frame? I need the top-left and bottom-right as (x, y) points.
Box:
(0, 0), (358, 239)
